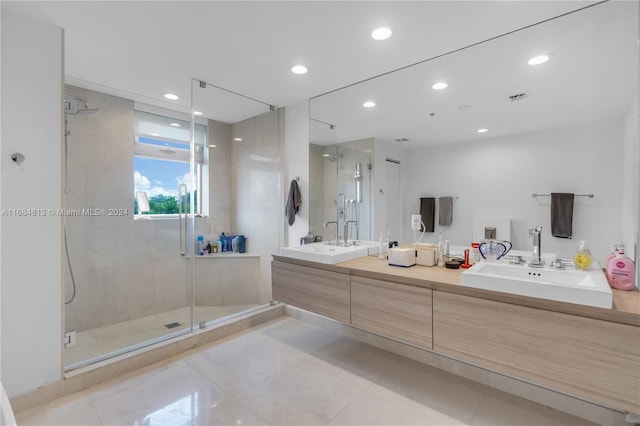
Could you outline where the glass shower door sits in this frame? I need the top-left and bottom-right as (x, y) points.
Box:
(63, 86), (194, 370)
(189, 79), (280, 328)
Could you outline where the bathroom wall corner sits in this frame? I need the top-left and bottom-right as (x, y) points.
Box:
(284, 100), (310, 247)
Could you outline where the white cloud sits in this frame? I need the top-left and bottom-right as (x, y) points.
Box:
(134, 171), (151, 190)
(135, 171), (177, 198)
(176, 172), (192, 192)
(148, 186), (176, 197)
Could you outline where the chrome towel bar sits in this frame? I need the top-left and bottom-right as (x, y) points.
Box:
(531, 193), (594, 198)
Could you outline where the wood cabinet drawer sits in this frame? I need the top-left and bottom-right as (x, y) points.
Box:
(351, 276), (432, 349)
(433, 291), (640, 413)
(272, 261), (350, 323)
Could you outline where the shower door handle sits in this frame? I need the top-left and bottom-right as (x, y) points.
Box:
(178, 183), (188, 256)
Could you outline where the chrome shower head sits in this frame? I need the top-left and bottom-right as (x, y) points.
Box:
(64, 95), (99, 115)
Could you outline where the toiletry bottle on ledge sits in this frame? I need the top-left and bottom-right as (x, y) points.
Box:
(607, 245), (635, 290)
(378, 230), (386, 260)
(573, 240), (592, 270)
(197, 235), (204, 256)
(437, 232), (445, 267)
(220, 233), (227, 252)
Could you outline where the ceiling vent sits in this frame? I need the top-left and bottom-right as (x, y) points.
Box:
(508, 92), (529, 102)
(394, 138), (410, 142)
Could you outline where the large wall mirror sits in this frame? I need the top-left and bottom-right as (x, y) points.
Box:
(309, 1), (638, 263)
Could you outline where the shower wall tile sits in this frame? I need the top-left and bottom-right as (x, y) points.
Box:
(231, 109), (281, 296)
(194, 257), (263, 306)
(207, 120), (232, 237)
(64, 86), (188, 332)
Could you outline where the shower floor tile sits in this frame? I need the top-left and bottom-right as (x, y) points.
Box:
(65, 304), (261, 367)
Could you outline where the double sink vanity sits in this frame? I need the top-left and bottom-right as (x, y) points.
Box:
(272, 243), (640, 415)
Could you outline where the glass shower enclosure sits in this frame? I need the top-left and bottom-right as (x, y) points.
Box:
(62, 79), (280, 370)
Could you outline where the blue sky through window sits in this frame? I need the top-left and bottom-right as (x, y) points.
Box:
(138, 136), (188, 149)
(134, 157), (191, 198)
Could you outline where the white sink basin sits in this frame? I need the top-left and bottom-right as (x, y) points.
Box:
(462, 260), (612, 309)
(279, 241), (378, 265)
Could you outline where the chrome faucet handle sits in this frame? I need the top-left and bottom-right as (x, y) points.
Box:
(528, 226), (542, 236)
(550, 258), (566, 269)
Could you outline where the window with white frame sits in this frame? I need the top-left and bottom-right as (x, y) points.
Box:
(133, 109), (207, 217)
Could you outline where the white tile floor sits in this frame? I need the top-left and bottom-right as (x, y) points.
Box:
(66, 305), (261, 367)
(22, 316), (596, 426)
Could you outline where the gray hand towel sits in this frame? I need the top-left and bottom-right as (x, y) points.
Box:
(285, 179), (302, 226)
(420, 197), (435, 232)
(438, 196), (453, 226)
(551, 193), (574, 238)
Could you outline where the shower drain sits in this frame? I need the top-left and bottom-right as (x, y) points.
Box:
(164, 322), (181, 329)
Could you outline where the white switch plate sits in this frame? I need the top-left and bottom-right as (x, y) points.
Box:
(411, 214), (422, 230)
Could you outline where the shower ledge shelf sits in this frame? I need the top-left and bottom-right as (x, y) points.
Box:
(186, 253), (259, 259)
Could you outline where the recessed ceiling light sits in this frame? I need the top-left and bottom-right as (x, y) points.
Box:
(291, 65), (308, 74)
(163, 93), (180, 100)
(477, 128), (489, 133)
(234, 137), (243, 141)
(528, 54), (550, 66)
(371, 27), (392, 41)
(363, 101), (376, 108)
(323, 154), (331, 157)
(209, 144), (217, 148)
(169, 123), (181, 127)
(432, 82), (448, 90)
(193, 111), (203, 116)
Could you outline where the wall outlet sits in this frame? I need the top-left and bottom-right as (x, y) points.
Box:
(411, 214), (422, 230)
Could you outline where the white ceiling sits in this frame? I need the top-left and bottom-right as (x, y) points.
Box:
(2, 0), (610, 120)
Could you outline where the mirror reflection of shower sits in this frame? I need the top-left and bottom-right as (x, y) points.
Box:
(310, 118), (372, 243)
(63, 95), (99, 306)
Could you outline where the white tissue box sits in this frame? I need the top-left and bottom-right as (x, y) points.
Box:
(388, 248), (416, 267)
(416, 248), (437, 266)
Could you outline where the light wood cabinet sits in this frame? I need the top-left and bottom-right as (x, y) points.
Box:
(351, 276), (432, 349)
(272, 261), (350, 323)
(433, 291), (640, 413)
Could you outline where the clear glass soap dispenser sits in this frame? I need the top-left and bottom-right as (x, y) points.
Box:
(573, 240), (593, 270)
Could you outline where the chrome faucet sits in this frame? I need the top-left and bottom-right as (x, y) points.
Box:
(324, 221), (338, 244)
(344, 220), (357, 245)
(528, 226), (545, 267)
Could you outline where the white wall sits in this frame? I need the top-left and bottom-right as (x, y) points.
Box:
(402, 120), (625, 264)
(1, 12), (64, 397)
(622, 97), (638, 269)
(373, 139), (407, 244)
(284, 101), (309, 247)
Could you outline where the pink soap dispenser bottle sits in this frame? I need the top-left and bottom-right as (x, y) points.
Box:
(607, 245), (636, 290)
(605, 244), (619, 285)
